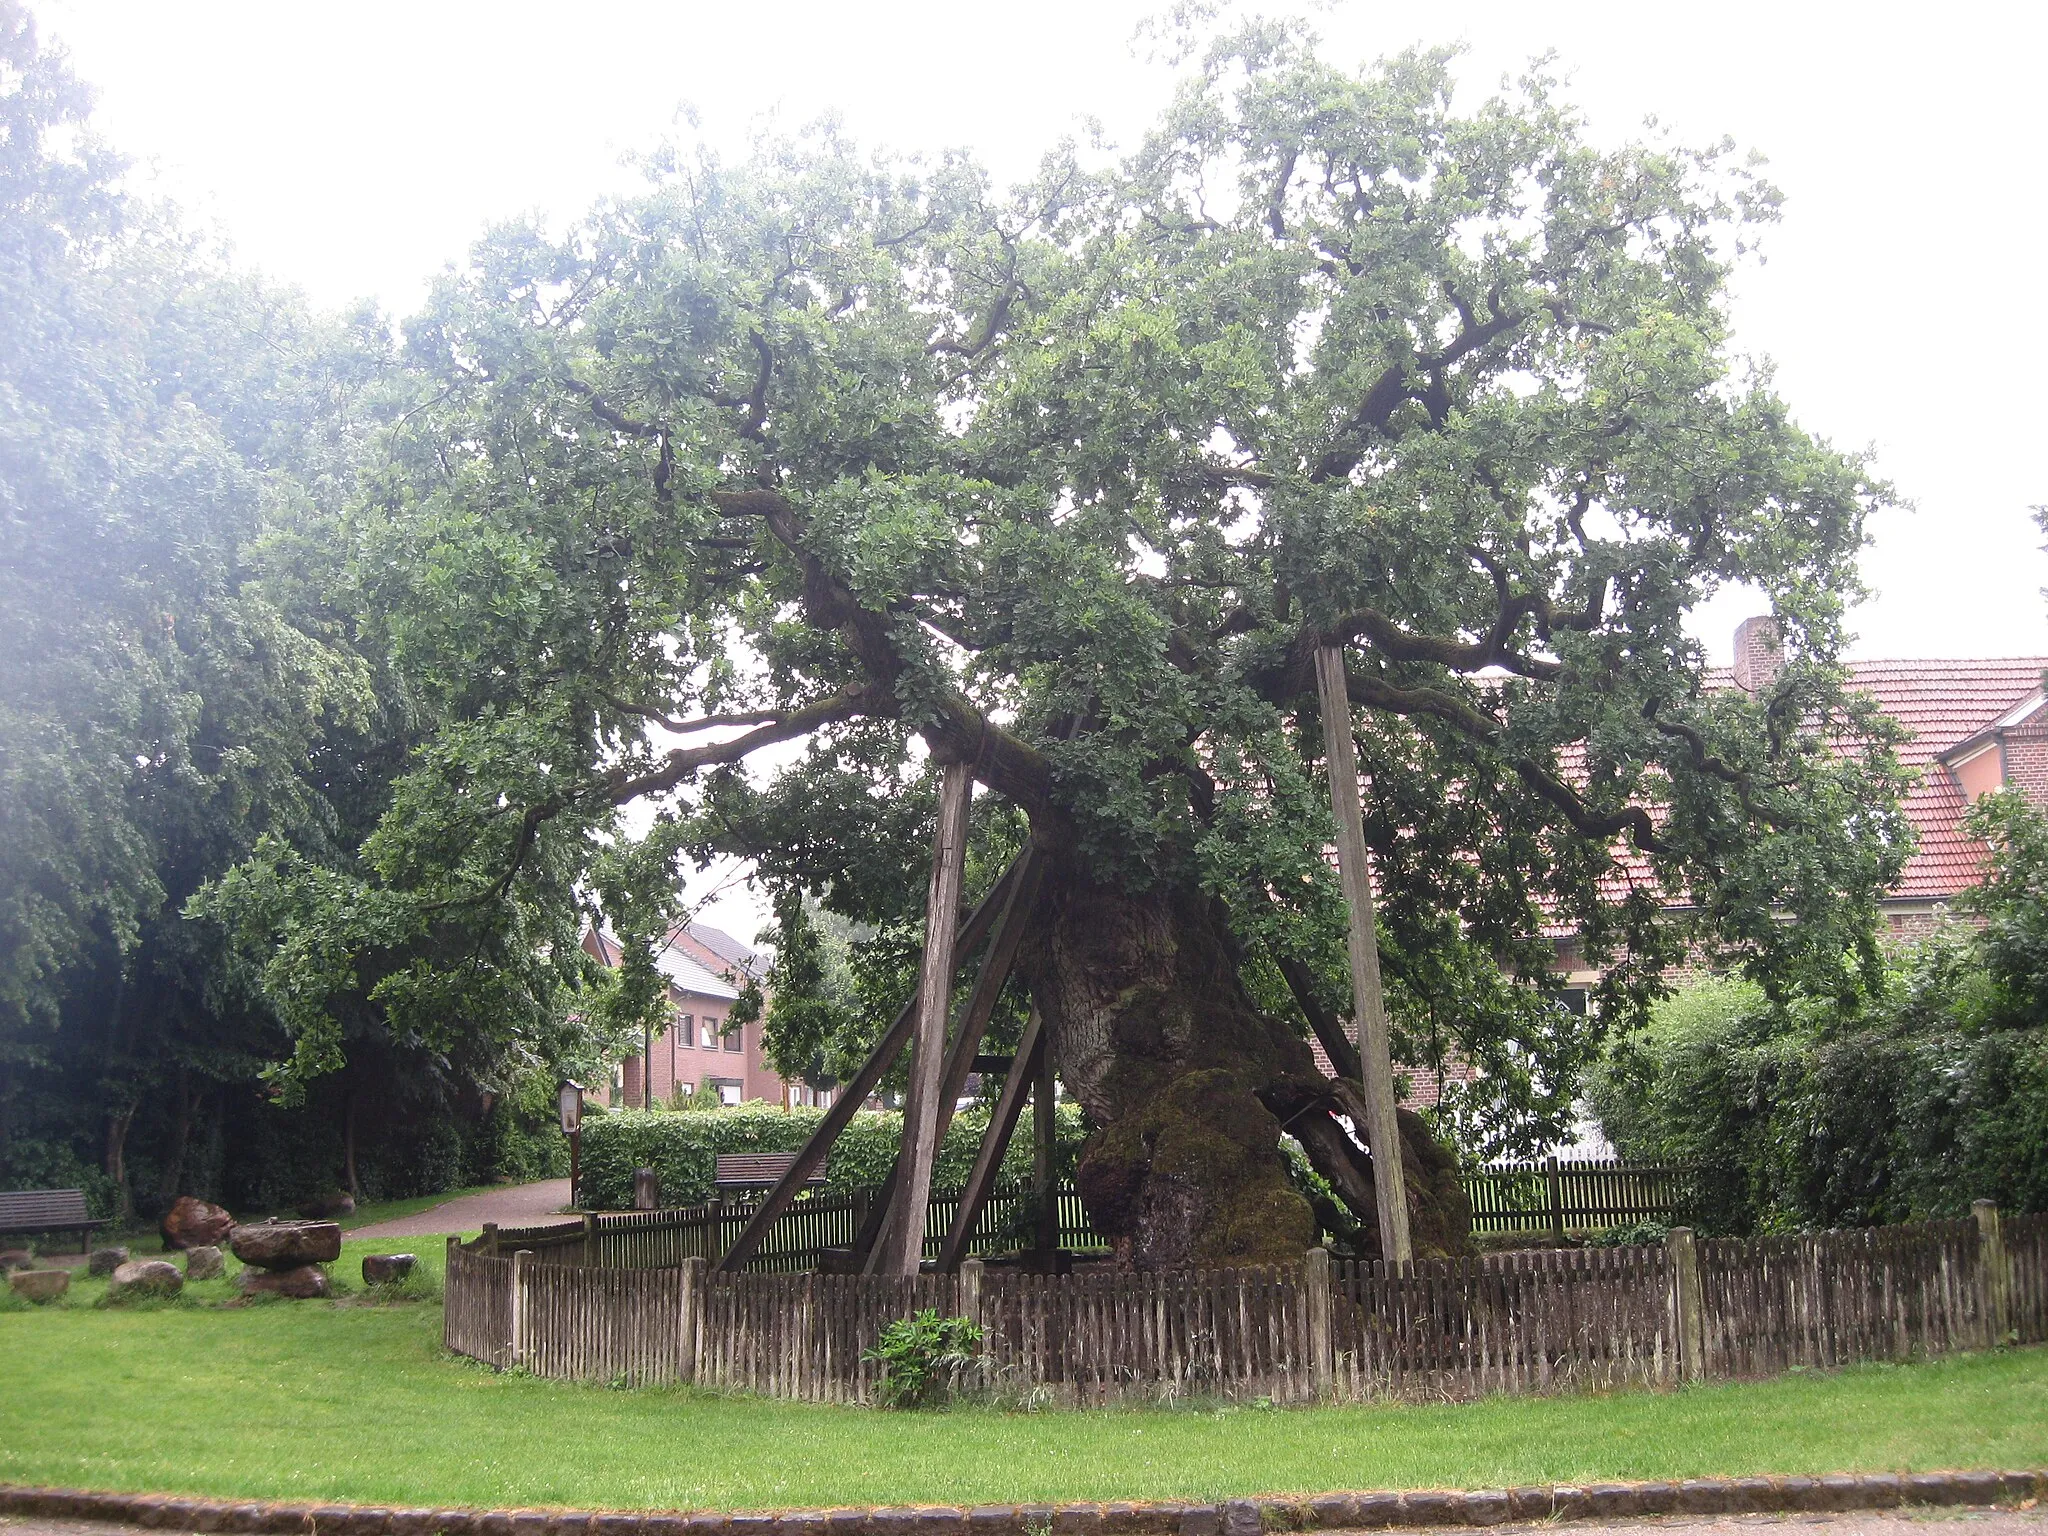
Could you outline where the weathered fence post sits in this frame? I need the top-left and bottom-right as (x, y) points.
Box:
(1545, 1156), (1566, 1244)
(1667, 1226), (1704, 1382)
(633, 1166), (661, 1211)
(959, 1255), (987, 1395)
(582, 1210), (597, 1265)
(959, 1254), (984, 1326)
(1304, 1246), (1333, 1400)
(509, 1248), (531, 1371)
(1974, 1199), (2010, 1345)
(481, 1221), (499, 1256)
(679, 1254), (705, 1384)
(706, 1193), (725, 1266)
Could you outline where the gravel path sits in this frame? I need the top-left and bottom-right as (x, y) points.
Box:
(5, 1508), (2045, 1536)
(348, 1177), (572, 1239)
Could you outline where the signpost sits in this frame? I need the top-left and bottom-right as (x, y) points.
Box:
(558, 1079), (585, 1209)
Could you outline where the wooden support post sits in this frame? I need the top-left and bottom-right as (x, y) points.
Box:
(717, 853), (1029, 1273)
(937, 1010), (1046, 1271)
(509, 1248), (530, 1370)
(1975, 1199), (2009, 1345)
(1545, 1156), (1566, 1244)
(1304, 1245), (1333, 1400)
(1314, 645), (1412, 1268)
(873, 760), (973, 1278)
(856, 847), (1041, 1267)
(679, 1254), (705, 1384)
(706, 1193), (724, 1267)
(481, 1221), (499, 1257)
(1034, 1027), (1059, 1256)
(582, 1210), (596, 1265)
(1667, 1225), (1704, 1382)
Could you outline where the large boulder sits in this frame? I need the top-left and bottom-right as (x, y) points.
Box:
(361, 1253), (416, 1285)
(108, 1259), (184, 1299)
(238, 1263), (329, 1299)
(161, 1195), (235, 1250)
(87, 1246), (130, 1276)
(296, 1189), (356, 1220)
(183, 1245), (225, 1280)
(9, 1268), (70, 1303)
(0, 1249), (32, 1272)
(230, 1220), (341, 1270)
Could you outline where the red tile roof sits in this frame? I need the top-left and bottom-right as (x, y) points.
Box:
(1831, 658), (2048, 901)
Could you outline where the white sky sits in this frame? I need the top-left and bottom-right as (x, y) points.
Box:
(38, 0), (2048, 941)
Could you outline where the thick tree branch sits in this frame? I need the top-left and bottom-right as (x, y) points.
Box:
(705, 487), (1055, 813)
(601, 684), (881, 802)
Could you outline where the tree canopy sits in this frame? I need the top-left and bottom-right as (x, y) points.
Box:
(4, 14), (1916, 1254)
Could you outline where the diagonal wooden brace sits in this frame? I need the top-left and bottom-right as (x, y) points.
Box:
(715, 850), (1029, 1273)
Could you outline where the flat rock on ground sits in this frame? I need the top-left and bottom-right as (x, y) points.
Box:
(6, 1268), (69, 1302)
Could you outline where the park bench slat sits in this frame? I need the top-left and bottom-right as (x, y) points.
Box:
(0, 1187), (110, 1251)
(715, 1153), (826, 1192)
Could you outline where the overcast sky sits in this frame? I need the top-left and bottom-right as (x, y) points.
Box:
(36, 0), (2048, 939)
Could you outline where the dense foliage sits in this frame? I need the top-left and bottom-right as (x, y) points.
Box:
(0, 6), (594, 1218)
(577, 1099), (1085, 1210)
(1591, 792), (2048, 1233)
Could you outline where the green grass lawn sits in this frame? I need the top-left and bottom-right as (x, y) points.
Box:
(5, 1257), (2047, 1513)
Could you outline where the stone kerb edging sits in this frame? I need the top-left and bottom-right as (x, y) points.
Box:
(2, 1472), (2041, 1536)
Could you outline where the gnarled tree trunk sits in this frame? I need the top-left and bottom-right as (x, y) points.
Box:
(1019, 850), (1470, 1269)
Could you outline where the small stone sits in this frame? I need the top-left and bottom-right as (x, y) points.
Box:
(108, 1259), (184, 1298)
(162, 1195), (236, 1250)
(1220, 1503), (1260, 1536)
(184, 1245), (225, 1280)
(9, 1268), (70, 1303)
(239, 1263), (331, 1299)
(1354, 1494), (1402, 1528)
(362, 1253), (417, 1285)
(0, 1248), (33, 1271)
(231, 1220), (342, 1269)
(87, 1246), (130, 1276)
(297, 1190), (357, 1221)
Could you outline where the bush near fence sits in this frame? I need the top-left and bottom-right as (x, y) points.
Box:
(448, 1200), (2047, 1408)
(578, 1102), (1087, 1210)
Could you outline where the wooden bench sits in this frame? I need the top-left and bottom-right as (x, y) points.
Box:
(714, 1153), (825, 1195)
(0, 1188), (109, 1253)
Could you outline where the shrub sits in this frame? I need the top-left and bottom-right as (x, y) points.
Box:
(577, 1099), (1087, 1210)
(863, 1310), (984, 1408)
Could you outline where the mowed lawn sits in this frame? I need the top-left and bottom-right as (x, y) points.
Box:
(4, 1243), (2047, 1513)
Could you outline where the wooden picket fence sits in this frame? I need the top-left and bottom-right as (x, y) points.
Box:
(1332, 1244), (1674, 1399)
(487, 1184), (1105, 1274)
(1461, 1159), (1699, 1235)
(446, 1202), (2047, 1406)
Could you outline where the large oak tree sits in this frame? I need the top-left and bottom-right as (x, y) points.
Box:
(213, 34), (1911, 1264)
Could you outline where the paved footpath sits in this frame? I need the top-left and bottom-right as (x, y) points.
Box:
(349, 1178), (571, 1240)
(5, 1508), (2044, 1536)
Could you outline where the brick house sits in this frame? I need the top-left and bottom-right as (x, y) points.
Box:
(1548, 623), (2048, 995)
(583, 922), (834, 1109)
(1324, 624), (2048, 1124)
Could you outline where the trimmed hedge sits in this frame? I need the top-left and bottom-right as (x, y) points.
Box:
(578, 1100), (1087, 1210)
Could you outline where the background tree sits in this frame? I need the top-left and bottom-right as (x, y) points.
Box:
(0, 4), (588, 1215)
(212, 29), (1909, 1264)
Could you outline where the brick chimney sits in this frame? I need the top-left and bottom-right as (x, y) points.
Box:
(1731, 615), (1784, 693)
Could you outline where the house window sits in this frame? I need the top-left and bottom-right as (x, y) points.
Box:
(677, 1013), (695, 1048)
(722, 1017), (742, 1054)
(717, 1079), (743, 1107)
